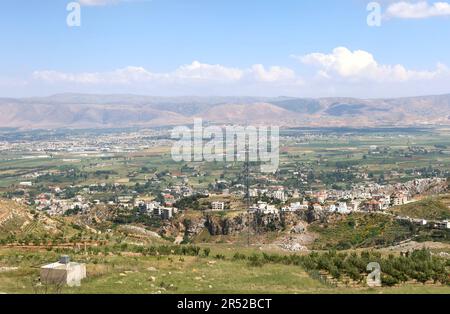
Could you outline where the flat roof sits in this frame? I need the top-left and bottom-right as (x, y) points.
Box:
(41, 262), (84, 270)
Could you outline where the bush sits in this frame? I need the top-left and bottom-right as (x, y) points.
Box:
(214, 254), (226, 260)
(247, 254), (265, 267)
(381, 274), (399, 287)
(233, 253), (247, 261)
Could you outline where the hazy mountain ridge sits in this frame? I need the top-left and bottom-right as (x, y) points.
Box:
(0, 93), (449, 129)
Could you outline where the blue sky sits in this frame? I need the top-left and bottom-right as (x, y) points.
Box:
(1, 0), (450, 97)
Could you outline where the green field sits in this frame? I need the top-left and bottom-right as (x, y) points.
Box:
(1, 246), (449, 294)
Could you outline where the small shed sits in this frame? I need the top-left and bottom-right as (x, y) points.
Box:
(40, 256), (86, 287)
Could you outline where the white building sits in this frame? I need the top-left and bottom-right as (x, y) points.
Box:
(273, 190), (287, 202)
(281, 202), (308, 212)
(350, 200), (360, 212)
(313, 204), (323, 211)
(211, 201), (225, 211)
(435, 220), (450, 230)
(335, 202), (347, 214)
(144, 201), (161, 215)
(250, 201), (279, 215)
(392, 192), (408, 206)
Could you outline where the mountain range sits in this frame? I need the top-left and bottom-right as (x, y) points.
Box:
(0, 93), (449, 129)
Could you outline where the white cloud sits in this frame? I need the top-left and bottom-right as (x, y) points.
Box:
(386, 1), (450, 19)
(294, 46), (448, 82)
(31, 61), (303, 97)
(33, 61), (300, 85)
(250, 64), (296, 82)
(27, 53), (450, 98)
(173, 61), (243, 81)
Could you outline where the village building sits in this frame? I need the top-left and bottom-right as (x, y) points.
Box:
(272, 190), (287, 202)
(211, 201), (225, 211)
(281, 202), (308, 212)
(364, 199), (382, 212)
(434, 220), (450, 230)
(162, 207), (177, 220)
(249, 201), (279, 215)
(313, 203), (323, 211)
(391, 192), (408, 206)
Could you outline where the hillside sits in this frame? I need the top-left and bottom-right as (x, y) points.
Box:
(390, 196), (450, 221)
(0, 93), (449, 129)
(0, 199), (81, 243)
(308, 213), (414, 250)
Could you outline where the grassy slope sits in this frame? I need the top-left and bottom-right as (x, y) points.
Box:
(309, 213), (413, 250)
(1, 248), (449, 294)
(390, 197), (450, 221)
(0, 199), (86, 241)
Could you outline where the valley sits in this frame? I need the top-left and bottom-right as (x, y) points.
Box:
(0, 126), (449, 293)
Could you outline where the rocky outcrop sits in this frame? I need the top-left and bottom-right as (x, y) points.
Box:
(205, 211), (318, 236)
(205, 214), (251, 235)
(159, 208), (328, 241)
(304, 207), (329, 224)
(159, 216), (206, 240)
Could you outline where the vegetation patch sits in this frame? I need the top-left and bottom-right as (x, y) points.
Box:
(309, 213), (414, 250)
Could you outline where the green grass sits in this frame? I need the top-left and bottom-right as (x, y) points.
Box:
(1, 248), (449, 294)
(0, 249), (327, 294)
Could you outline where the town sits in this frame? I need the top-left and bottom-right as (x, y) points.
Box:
(2, 127), (449, 233)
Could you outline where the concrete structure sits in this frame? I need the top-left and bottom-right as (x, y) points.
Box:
(434, 220), (450, 230)
(364, 200), (382, 212)
(211, 201), (225, 211)
(281, 202), (308, 212)
(273, 190), (287, 202)
(313, 204), (323, 211)
(350, 200), (360, 211)
(391, 192), (408, 206)
(336, 202), (350, 214)
(40, 256), (86, 287)
(249, 201), (279, 215)
(162, 207), (174, 220)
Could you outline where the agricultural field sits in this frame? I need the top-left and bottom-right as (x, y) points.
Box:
(1, 127), (450, 192)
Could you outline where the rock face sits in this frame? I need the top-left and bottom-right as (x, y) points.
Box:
(204, 211), (318, 236)
(304, 207), (328, 224)
(291, 222), (307, 234)
(205, 214), (250, 235)
(184, 217), (207, 238)
(159, 216), (206, 240)
(158, 208), (329, 242)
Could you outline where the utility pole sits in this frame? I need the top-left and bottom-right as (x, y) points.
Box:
(245, 134), (251, 247)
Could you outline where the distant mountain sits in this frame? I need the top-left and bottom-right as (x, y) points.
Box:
(0, 93), (449, 129)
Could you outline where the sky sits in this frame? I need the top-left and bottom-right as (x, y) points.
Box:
(1, 0), (450, 98)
